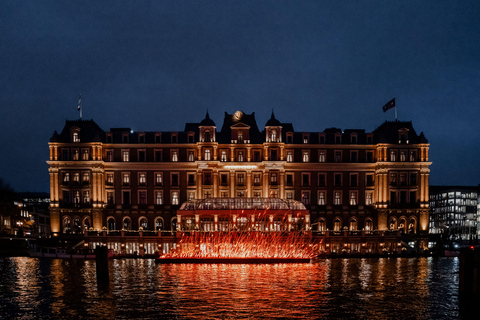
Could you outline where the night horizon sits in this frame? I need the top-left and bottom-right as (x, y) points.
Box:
(1, 1), (480, 192)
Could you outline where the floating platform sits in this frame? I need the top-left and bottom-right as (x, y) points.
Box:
(154, 257), (312, 264)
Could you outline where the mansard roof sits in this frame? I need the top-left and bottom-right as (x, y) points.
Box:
(51, 119), (105, 143)
(373, 120), (428, 144)
(218, 111), (263, 143)
(265, 111), (281, 127)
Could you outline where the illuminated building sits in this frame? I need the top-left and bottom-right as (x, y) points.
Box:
(429, 186), (479, 242)
(47, 111), (431, 255)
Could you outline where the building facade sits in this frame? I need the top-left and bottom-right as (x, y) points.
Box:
(47, 111), (431, 252)
(429, 186), (479, 243)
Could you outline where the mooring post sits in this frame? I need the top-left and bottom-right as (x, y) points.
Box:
(459, 246), (479, 297)
(95, 245), (109, 285)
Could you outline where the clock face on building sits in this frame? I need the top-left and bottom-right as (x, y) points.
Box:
(233, 111), (243, 120)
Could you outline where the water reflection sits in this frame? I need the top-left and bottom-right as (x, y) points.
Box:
(0, 257), (467, 319)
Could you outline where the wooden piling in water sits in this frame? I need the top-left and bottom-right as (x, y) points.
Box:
(95, 246), (109, 285)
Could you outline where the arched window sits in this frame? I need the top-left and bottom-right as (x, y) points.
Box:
(63, 216), (71, 234)
(365, 218), (373, 231)
(123, 217), (132, 230)
(139, 217), (148, 230)
(107, 217), (115, 231)
(399, 217), (407, 233)
(271, 130), (277, 142)
(389, 217), (397, 230)
(318, 219), (326, 232)
(349, 218), (357, 231)
(408, 217), (417, 234)
(204, 131), (211, 142)
(334, 218), (342, 232)
(155, 217), (164, 231)
(83, 216), (91, 232)
(171, 217), (177, 232)
(73, 216), (81, 234)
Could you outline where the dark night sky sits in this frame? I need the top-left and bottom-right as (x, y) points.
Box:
(1, 1), (480, 192)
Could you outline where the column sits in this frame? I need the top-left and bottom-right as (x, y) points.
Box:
(263, 171), (269, 197)
(213, 172), (219, 197)
(279, 172), (285, 199)
(246, 171), (252, 197)
(230, 171), (235, 197)
(196, 172), (203, 199)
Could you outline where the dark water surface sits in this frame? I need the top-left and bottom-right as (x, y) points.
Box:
(0, 257), (471, 319)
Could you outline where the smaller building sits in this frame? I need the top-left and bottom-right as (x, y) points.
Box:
(429, 186), (479, 244)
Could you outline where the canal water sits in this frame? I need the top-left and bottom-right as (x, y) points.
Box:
(0, 257), (471, 319)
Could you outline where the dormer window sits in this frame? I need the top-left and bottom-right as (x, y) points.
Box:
(350, 134), (357, 144)
(303, 134), (309, 144)
(122, 134), (129, 143)
(73, 132), (80, 143)
(238, 133), (243, 144)
(271, 130), (277, 142)
(398, 128), (409, 144)
(171, 134), (177, 143)
(204, 131), (211, 142)
(138, 133), (145, 143)
(286, 133), (293, 144)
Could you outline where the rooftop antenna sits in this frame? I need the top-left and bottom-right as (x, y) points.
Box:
(77, 94), (82, 119)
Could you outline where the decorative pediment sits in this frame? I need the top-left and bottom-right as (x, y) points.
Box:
(230, 122), (251, 129)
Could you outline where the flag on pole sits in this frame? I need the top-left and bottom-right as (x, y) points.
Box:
(382, 98), (395, 112)
(77, 94), (82, 111)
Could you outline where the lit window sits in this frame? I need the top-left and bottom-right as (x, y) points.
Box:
(287, 151), (293, 162)
(303, 151), (309, 162)
(188, 151), (195, 162)
(334, 151), (342, 162)
(221, 151), (227, 162)
(122, 150), (129, 162)
(334, 191), (342, 205)
(319, 151), (326, 163)
(204, 149), (211, 161)
(271, 130), (277, 142)
(155, 173), (163, 186)
(254, 174), (261, 186)
(123, 173), (130, 185)
(238, 133), (243, 143)
(400, 151), (406, 162)
(82, 149), (89, 160)
(318, 191), (326, 205)
(73, 173), (80, 183)
(171, 192), (179, 205)
(188, 192), (195, 200)
(238, 151), (244, 162)
(72, 149), (79, 161)
(107, 191), (114, 205)
(106, 173), (113, 185)
(73, 190), (80, 204)
(82, 172), (89, 183)
(106, 150), (113, 162)
(139, 173), (146, 186)
(270, 173), (277, 185)
(237, 174), (244, 186)
(409, 150), (416, 162)
(155, 191), (163, 205)
(349, 191), (357, 205)
(73, 132), (80, 143)
(390, 150), (396, 161)
(63, 173), (70, 183)
(83, 190), (90, 203)
(172, 151), (178, 162)
(301, 191), (310, 205)
(365, 192), (373, 205)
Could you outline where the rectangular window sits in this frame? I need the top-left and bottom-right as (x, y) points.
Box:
(270, 190), (278, 198)
(188, 173), (195, 186)
(155, 173), (163, 186)
(238, 151), (244, 162)
(302, 151), (309, 162)
(351, 135), (357, 144)
(221, 151), (227, 162)
(122, 134), (129, 143)
(319, 150), (326, 163)
(155, 134), (161, 143)
(204, 149), (211, 161)
(302, 173), (310, 187)
(62, 149), (69, 161)
(122, 150), (129, 162)
(171, 173), (179, 186)
(221, 174), (228, 186)
(334, 191), (342, 205)
(82, 172), (89, 183)
(221, 191), (229, 198)
(73, 190), (80, 204)
(390, 191), (397, 204)
(390, 150), (396, 162)
(410, 173), (417, 185)
(400, 173), (407, 186)
(106, 150), (113, 162)
(390, 173), (397, 185)
(366, 151), (374, 163)
(171, 150), (178, 162)
(301, 191), (310, 205)
(318, 173), (326, 187)
(123, 173), (130, 185)
(334, 151), (342, 162)
(63, 172), (70, 183)
(409, 150), (416, 162)
(350, 174), (358, 187)
(72, 149), (79, 161)
(270, 173), (277, 185)
(139, 134), (145, 143)
(155, 150), (162, 162)
(286, 151), (293, 162)
(319, 134), (325, 144)
(350, 151), (358, 163)
(188, 191), (195, 200)
(188, 151), (195, 162)
(254, 174), (261, 186)
(349, 191), (357, 206)
(287, 135), (293, 144)
(366, 191), (373, 205)
(237, 174), (244, 186)
(318, 191), (326, 205)
(400, 151), (406, 162)
(203, 172), (212, 185)
(82, 149), (89, 161)
(107, 191), (114, 205)
(155, 191), (163, 205)
(188, 134), (194, 143)
(253, 151), (261, 162)
(334, 173), (342, 187)
(73, 172), (80, 183)
(303, 134), (309, 144)
(366, 174), (374, 187)
(400, 191), (407, 203)
(63, 191), (70, 203)
(139, 173), (146, 186)
(171, 191), (179, 205)
(286, 174), (293, 187)
(83, 190), (90, 203)
(73, 132), (80, 143)
(270, 149), (278, 161)
(123, 191), (131, 205)
(286, 191), (294, 200)
(254, 191), (262, 198)
(139, 191), (147, 204)
(138, 150), (146, 162)
(410, 191), (416, 204)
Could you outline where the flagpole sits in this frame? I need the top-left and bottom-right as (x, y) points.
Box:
(395, 105), (397, 121)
